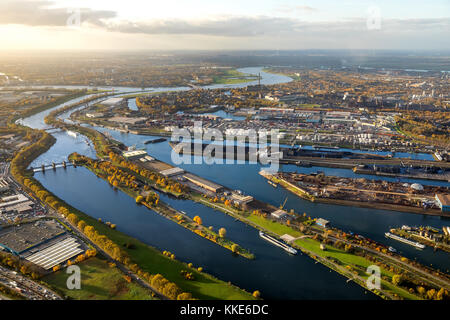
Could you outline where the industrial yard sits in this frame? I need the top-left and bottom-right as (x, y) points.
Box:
(261, 171), (449, 215)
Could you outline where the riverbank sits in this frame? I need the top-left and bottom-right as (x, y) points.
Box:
(60, 109), (449, 299)
(188, 194), (419, 299)
(9, 90), (90, 124)
(69, 153), (255, 260)
(390, 228), (450, 253)
(260, 171), (446, 217)
(190, 193), (450, 300)
(7, 102), (256, 300)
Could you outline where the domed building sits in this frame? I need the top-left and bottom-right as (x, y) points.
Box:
(410, 183), (424, 191)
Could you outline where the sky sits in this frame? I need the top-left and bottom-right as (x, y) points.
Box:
(0, 0), (449, 51)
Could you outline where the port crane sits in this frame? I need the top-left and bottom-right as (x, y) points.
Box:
(279, 196), (288, 209)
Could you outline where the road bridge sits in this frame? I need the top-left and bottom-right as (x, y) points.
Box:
(31, 161), (74, 173)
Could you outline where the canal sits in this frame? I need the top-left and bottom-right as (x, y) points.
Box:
(21, 67), (449, 299)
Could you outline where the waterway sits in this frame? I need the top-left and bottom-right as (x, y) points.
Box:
(21, 67), (450, 299)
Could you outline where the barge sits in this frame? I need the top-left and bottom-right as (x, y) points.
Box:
(259, 231), (297, 255)
(385, 232), (425, 249)
(144, 138), (167, 144)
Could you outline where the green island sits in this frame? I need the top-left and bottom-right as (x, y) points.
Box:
(213, 69), (260, 84)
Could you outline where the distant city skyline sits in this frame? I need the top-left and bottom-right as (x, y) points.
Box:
(0, 0), (449, 51)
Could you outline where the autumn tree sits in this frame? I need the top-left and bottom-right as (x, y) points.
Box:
(219, 227), (227, 238)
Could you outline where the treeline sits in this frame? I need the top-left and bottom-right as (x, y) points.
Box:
(9, 130), (191, 299)
(396, 113), (450, 144)
(0, 251), (44, 280)
(44, 92), (109, 126)
(20, 171), (192, 300)
(109, 152), (186, 195)
(63, 211), (191, 300)
(16, 154), (191, 300)
(10, 129), (56, 184)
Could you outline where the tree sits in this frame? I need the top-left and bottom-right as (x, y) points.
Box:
(426, 289), (436, 300)
(417, 286), (426, 296)
(252, 290), (261, 298)
(219, 227), (227, 238)
(231, 244), (238, 253)
(193, 216), (202, 225)
(391, 274), (403, 286)
(436, 288), (446, 300)
(77, 220), (86, 232)
(177, 292), (193, 300)
(136, 195), (144, 204)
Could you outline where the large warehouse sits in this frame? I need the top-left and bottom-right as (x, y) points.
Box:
(183, 173), (224, 193)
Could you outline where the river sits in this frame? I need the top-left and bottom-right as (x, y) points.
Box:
(21, 67), (449, 299)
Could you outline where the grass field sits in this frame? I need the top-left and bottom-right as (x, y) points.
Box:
(46, 185), (254, 300)
(294, 238), (421, 300)
(246, 215), (301, 237)
(43, 257), (155, 300)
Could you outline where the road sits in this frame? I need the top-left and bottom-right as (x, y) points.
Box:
(0, 265), (61, 300)
(7, 169), (168, 300)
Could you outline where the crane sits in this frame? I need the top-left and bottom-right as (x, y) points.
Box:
(279, 196), (288, 209)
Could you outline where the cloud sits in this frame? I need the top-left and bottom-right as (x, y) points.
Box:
(102, 16), (301, 37)
(0, 0), (448, 50)
(100, 16), (450, 38)
(0, 0), (116, 27)
(275, 4), (319, 14)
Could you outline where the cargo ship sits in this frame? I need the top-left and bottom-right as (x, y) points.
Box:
(385, 232), (425, 249)
(259, 231), (297, 255)
(144, 138), (167, 144)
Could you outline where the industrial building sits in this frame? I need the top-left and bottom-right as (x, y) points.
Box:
(271, 209), (288, 220)
(316, 218), (330, 228)
(24, 237), (84, 270)
(159, 167), (185, 177)
(122, 150), (148, 161)
(183, 173), (224, 193)
(109, 116), (147, 125)
(230, 193), (254, 206)
(0, 194), (29, 209)
(139, 155), (155, 163)
(100, 97), (124, 107)
(0, 178), (9, 192)
(435, 194), (450, 212)
(0, 220), (65, 255)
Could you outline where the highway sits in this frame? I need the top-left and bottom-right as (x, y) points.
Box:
(0, 265), (61, 300)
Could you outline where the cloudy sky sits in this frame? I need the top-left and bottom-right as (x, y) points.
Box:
(0, 0), (449, 51)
